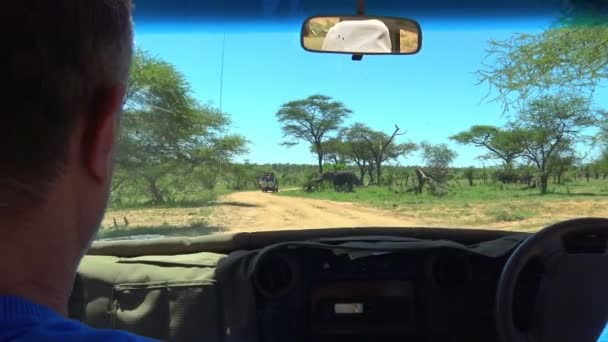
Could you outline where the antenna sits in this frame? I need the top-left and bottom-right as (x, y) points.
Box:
(219, 32), (226, 113)
(218, 32), (226, 179)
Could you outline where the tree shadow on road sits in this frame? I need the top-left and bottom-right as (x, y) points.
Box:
(110, 200), (261, 210)
(207, 201), (261, 208)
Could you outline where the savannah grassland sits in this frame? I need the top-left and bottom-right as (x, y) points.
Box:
(278, 178), (608, 232)
(99, 178), (608, 239)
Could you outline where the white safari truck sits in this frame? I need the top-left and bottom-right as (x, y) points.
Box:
(259, 172), (279, 193)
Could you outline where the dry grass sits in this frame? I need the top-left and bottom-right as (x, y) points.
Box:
(491, 199), (608, 231)
(100, 180), (608, 237)
(387, 199), (608, 232)
(101, 207), (212, 230)
(280, 180), (608, 232)
(101, 195), (608, 236)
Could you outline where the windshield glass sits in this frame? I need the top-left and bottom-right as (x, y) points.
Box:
(98, 2), (608, 240)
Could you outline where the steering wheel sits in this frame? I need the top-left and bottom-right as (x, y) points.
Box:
(496, 218), (608, 342)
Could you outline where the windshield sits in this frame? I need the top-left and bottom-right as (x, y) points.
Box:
(98, 1), (608, 241)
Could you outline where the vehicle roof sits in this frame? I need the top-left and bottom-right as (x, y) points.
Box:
(133, 0), (570, 23)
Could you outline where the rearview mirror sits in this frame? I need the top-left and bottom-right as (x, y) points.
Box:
(301, 16), (422, 55)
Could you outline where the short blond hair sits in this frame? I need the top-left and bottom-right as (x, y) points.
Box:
(0, 0), (133, 209)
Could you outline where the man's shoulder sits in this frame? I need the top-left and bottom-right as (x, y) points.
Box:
(0, 295), (158, 342)
(3, 316), (159, 342)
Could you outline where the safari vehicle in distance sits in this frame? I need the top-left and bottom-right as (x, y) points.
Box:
(259, 172), (279, 192)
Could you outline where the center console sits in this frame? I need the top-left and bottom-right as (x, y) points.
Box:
(252, 247), (502, 342)
(310, 280), (415, 337)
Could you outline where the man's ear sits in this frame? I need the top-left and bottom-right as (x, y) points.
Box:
(81, 85), (126, 184)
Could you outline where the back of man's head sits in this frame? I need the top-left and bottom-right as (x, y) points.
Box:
(0, 1), (133, 216)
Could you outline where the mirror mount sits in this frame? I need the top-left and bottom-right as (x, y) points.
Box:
(354, 0), (365, 60)
(357, 0), (365, 16)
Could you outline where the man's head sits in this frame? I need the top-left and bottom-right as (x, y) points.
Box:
(1, 1), (133, 248)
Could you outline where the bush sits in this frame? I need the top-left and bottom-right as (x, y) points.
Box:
(427, 181), (449, 197)
(486, 205), (535, 222)
(491, 209), (527, 221)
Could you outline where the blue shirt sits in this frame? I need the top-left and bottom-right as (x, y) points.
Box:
(0, 295), (159, 341)
(600, 324), (608, 342)
(2, 294), (605, 341)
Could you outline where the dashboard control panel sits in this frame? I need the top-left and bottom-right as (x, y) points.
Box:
(252, 247), (504, 342)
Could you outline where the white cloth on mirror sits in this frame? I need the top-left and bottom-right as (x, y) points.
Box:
(321, 19), (392, 53)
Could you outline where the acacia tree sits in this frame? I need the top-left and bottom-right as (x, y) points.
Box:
(477, 25), (608, 110)
(599, 110), (608, 147)
(513, 94), (596, 194)
(464, 167), (475, 186)
(599, 151), (608, 179)
(318, 138), (348, 170)
(276, 95), (352, 174)
(421, 143), (458, 181)
(419, 142), (458, 196)
(551, 153), (577, 184)
(450, 125), (524, 166)
(115, 50), (247, 204)
(341, 124), (375, 183)
(359, 125), (417, 183)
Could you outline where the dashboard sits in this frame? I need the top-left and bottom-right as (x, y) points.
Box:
(252, 247), (507, 342)
(76, 221), (608, 341)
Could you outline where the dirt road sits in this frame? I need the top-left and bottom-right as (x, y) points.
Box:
(208, 190), (422, 232)
(102, 189), (608, 234)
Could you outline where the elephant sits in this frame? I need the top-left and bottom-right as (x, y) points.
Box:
(317, 171), (336, 182)
(317, 171), (361, 192)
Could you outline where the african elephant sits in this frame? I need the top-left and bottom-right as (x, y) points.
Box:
(317, 171), (336, 182)
(317, 171), (361, 192)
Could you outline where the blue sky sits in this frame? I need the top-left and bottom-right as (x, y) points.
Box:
(134, 18), (606, 167)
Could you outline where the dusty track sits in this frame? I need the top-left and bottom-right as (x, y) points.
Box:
(103, 191), (608, 234)
(208, 190), (420, 232)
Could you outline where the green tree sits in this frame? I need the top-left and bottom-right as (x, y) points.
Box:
(599, 151), (608, 179)
(317, 138), (348, 169)
(227, 163), (258, 190)
(585, 164), (592, 182)
(478, 25), (608, 109)
(464, 167), (475, 186)
(551, 154), (577, 184)
(276, 95), (352, 174)
(115, 50), (247, 204)
(421, 143), (458, 182)
(341, 123), (375, 184)
(599, 110), (608, 146)
(450, 125), (524, 167)
(358, 125), (417, 184)
(590, 159), (603, 179)
(420, 142), (458, 196)
(513, 94), (596, 193)
(517, 163), (536, 186)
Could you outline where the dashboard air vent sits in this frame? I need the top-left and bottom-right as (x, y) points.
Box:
(431, 254), (472, 289)
(254, 254), (295, 298)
